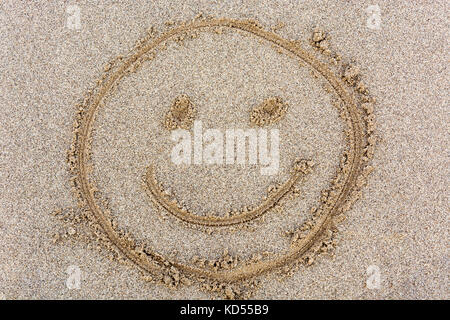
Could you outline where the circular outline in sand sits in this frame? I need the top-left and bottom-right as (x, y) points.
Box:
(72, 18), (369, 283)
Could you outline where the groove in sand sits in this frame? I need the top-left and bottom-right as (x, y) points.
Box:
(144, 159), (314, 227)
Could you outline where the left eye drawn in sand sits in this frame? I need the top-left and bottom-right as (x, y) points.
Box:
(164, 95), (197, 130)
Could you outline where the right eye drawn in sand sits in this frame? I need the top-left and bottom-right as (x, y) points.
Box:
(249, 96), (288, 127)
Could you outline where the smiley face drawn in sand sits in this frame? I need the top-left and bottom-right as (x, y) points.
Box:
(67, 17), (376, 298)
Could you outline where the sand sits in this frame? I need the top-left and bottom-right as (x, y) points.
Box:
(0, 0), (448, 299)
